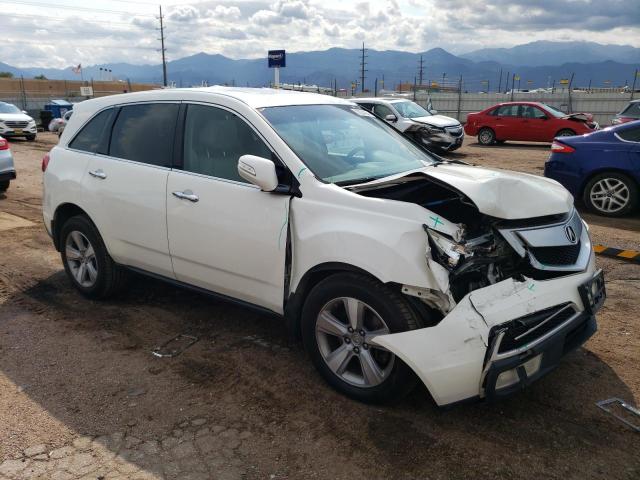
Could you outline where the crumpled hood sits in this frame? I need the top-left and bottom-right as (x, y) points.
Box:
(412, 115), (460, 128)
(562, 112), (593, 122)
(349, 164), (573, 220)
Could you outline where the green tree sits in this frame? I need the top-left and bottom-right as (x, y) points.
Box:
(34, 74), (47, 80)
(0, 72), (14, 78)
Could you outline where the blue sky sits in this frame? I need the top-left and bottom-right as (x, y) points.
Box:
(2, 0), (639, 67)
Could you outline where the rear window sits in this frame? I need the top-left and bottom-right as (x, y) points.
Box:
(618, 125), (640, 142)
(621, 102), (640, 118)
(68, 108), (115, 154)
(109, 103), (179, 167)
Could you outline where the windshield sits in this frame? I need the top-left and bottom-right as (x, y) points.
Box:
(261, 104), (435, 184)
(541, 103), (566, 118)
(0, 102), (21, 114)
(392, 101), (431, 118)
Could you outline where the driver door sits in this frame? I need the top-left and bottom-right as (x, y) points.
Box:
(166, 103), (288, 313)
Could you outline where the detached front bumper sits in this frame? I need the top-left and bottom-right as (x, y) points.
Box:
(371, 255), (603, 406)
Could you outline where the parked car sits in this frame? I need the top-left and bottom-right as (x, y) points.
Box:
(50, 110), (74, 136)
(43, 88), (605, 406)
(0, 102), (37, 141)
(611, 99), (640, 125)
(545, 121), (640, 217)
(353, 98), (464, 152)
(0, 136), (16, 193)
(465, 102), (598, 145)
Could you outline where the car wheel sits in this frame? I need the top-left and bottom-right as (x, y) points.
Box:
(583, 172), (638, 217)
(60, 215), (127, 299)
(556, 129), (575, 138)
(301, 272), (423, 404)
(26, 135), (36, 141)
(477, 127), (495, 145)
(0, 180), (9, 192)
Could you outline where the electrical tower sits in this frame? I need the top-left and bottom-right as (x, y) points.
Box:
(418, 55), (424, 87)
(360, 42), (367, 93)
(158, 5), (168, 87)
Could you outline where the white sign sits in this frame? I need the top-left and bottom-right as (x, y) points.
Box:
(80, 86), (94, 96)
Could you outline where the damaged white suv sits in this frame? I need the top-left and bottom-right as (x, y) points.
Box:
(42, 88), (605, 406)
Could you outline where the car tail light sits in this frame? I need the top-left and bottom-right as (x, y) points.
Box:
(0, 138), (8, 150)
(551, 141), (575, 153)
(42, 152), (50, 172)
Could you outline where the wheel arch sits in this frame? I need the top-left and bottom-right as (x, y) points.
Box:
(284, 262), (385, 341)
(52, 203), (95, 251)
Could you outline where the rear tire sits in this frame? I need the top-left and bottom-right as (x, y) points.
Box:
(583, 172), (638, 217)
(60, 215), (126, 299)
(301, 272), (423, 404)
(0, 180), (9, 192)
(477, 127), (495, 145)
(556, 129), (575, 138)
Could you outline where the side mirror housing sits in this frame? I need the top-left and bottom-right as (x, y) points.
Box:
(237, 155), (279, 192)
(22, 110), (28, 115)
(430, 109), (438, 115)
(385, 114), (397, 122)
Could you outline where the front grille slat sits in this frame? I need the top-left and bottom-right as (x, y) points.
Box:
(4, 121), (29, 128)
(497, 303), (576, 353)
(530, 241), (581, 266)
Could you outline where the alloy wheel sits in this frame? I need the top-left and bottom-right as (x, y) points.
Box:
(590, 178), (630, 214)
(65, 231), (99, 288)
(315, 297), (394, 388)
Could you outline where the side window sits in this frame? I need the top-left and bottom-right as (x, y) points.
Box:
(373, 104), (394, 118)
(109, 103), (179, 167)
(618, 126), (640, 142)
(521, 105), (546, 119)
(357, 103), (374, 112)
(496, 105), (519, 117)
(183, 104), (272, 183)
(68, 108), (114, 153)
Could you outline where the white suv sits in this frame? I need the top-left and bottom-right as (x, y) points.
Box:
(42, 87), (605, 406)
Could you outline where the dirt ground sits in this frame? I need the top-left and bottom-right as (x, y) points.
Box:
(0, 133), (638, 480)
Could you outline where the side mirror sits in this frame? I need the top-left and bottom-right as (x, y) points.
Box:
(430, 109), (438, 115)
(237, 155), (279, 192)
(22, 110), (28, 115)
(385, 114), (397, 122)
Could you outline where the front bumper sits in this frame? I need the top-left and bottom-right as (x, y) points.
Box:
(0, 125), (37, 138)
(418, 129), (464, 151)
(370, 255), (602, 406)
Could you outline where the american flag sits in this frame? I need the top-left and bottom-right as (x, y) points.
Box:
(71, 64), (82, 74)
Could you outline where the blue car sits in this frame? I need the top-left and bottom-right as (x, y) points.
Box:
(544, 120), (640, 217)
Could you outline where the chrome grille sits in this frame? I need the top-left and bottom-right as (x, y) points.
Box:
(444, 125), (463, 136)
(4, 121), (29, 128)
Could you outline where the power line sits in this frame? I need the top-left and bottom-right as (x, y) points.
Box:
(2, 0), (156, 16)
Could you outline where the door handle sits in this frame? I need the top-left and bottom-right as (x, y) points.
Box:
(88, 169), (107, 179)
(172, 190), (199, 202)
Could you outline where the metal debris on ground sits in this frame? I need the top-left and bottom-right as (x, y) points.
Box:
(152, 333), (199, 358)
(596, 397), (640, 432)
(593, 245), (640, 264)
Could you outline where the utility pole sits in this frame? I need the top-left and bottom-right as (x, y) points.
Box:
(158, 5), (168, 87)
(418, 55), (424, 87)
(442, 72), (446, 89)
(505, 71), (510, 93)
(631, 69), (638, 100)
(497, 68), (502, 94)
(360, 42), (367, 93)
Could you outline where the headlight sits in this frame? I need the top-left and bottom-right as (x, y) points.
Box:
(28, 119), (36, 125)
(423, 125), (445, 135)
(426, 229), (469, 268)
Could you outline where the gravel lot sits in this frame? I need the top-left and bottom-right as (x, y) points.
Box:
(0, 133), (638, 480)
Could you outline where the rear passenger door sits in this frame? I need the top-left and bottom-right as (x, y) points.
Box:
(491, 104), (520, 140)
(80, 102), (179, 278)
(166, 103), (288, 313)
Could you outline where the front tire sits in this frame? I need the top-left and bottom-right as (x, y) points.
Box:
(583, 172), (638, 217)
(0, 180), (9, 192)
(60, 215), (126, 299)
(301, 273), (423, 404)
(477, 127), (495, 145)
(26, 135), (36, 141)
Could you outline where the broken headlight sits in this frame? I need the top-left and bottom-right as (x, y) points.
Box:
(426, 229), (470, 269)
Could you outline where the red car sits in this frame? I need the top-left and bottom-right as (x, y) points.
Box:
(465, 102), (598, 145)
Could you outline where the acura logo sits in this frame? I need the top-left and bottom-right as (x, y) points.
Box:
(565, 225), (578, 244)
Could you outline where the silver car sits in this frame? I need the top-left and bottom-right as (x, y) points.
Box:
(354, 97), (464, 152)
(0, 136), (16, 193)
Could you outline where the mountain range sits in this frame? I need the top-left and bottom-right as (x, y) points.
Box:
(1, 41), (638, 92)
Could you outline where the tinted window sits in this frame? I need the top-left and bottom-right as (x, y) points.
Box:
(183, 104), (272, 182)
(618, 126), (640, 142)
(109, 103), (179, 167)
(621, 102), (640, 118)
(69, 108), (114, 153)
(373, 104), (395, 118)
(495, 105), (519, 116)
